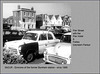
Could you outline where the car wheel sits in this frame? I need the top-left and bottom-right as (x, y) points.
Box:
(26, 52), (35, 62)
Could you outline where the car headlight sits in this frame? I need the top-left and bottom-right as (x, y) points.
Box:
(18, 46), (22, 55)
(18, 46), (21, 51)
(3, 44), (7, 51)
(4, 44), (7, 48)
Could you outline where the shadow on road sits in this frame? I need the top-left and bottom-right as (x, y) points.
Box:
(29, 54), (44, 64)
(36, 54), (44, 59)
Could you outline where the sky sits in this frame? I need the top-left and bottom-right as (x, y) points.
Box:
(3, 3), (71, 18)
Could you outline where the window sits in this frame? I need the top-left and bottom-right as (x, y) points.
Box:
(12, 32), (17, 35)
(48, 33), (53, 40)
(28, 24), (30, 29)
(17, 11), (20, 17)
(32, 24), (33, 28)
(29, 19), (31, 22)
(23, 33), (38, 40)
(5, 31), (11, 35)
(24, 12), (26, 15)
(24, 24), (25, 28)
(31, 19), (34, 22)
(28, 12), (30, 16)
(18, 32), (23, 35)
(32, 13), (34, 17)
(39, 34), (47, 40)
(60, 35), (71, 43)
(23, 18), (25, 22)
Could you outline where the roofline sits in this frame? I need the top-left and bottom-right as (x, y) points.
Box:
(13, 9), (36, 12)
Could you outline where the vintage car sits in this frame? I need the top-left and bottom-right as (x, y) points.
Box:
(3, 29), (60, 62)
(3, 29), (25, 46)
(43, 32), (71, 64)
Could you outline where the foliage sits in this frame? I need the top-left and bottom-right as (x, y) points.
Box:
(3, 50), (27, 64)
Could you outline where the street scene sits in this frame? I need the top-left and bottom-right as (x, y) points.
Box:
(3, 3), (71, 64)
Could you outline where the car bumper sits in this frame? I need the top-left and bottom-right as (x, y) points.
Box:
(43, 54), (71, 64)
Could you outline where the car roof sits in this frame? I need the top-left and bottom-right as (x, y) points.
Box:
(64, 32), (71, 35)
(26, 30), (52, 34)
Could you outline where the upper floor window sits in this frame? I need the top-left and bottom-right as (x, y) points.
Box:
(24, 12), (26, 16)
(28, 12), (30, 16)
(23, 18), (25, 22)
(32, 13), (33, 16)
(32, 13), (35, 17)
(18, 11), (20, 16)
(29, 19), (31, 22)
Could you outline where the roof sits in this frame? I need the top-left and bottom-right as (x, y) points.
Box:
(3, 18), (7, 23)
(55, 15), (59, 19)
(48, 15), (53, 20)
(64, 32), (71, 35)
(26, 30), (51, 34)
(13, 8), (36, 12)
(28, 29), (48, 31)
(26, 29), (52, 34)
(61, 16), (64, 20)
(7, 16), (13, 20)
(21, 8), (30, 10)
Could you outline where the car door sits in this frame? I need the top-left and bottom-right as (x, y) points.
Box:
(47, 33), (57, 47)
(38, 33), (48, 54)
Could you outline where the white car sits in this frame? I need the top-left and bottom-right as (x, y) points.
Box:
(3, 30), (60, 62)
(43, 32), (71, 64)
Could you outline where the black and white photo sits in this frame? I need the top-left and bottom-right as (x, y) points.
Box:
(3, 3), (71, 64)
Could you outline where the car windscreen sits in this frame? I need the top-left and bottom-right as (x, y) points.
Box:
(22, 33), (38, 40)
(60, 35), (71, 43)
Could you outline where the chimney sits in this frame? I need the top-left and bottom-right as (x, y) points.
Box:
(18, 5), (20, 9)
(31, 7), (34, 10)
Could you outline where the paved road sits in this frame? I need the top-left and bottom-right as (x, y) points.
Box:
(29, 54), (45, 64)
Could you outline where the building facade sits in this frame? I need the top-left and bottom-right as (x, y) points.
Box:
(36, 14), (51, 29)
(6, 16), (13, 25)
(62, 15), (71, 27)
(36, 14), (43, 29)
(41, 14), (63, 26)
(3, 16), (14, 29)
(55, 15), (63, 26)
(12, 5), (36, 31)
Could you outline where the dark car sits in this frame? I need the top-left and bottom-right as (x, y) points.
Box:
(3, 29), (25, 46)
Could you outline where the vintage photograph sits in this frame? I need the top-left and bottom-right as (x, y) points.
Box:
(3, 3), (71, 64)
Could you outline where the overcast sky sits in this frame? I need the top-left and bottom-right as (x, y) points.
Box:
(3, 3), (71, 18)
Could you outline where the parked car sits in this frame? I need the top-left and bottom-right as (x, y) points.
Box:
(43, 32), (71, 64)
(50, 28), (62, 34)
(3, 29), (60, 62)
(3, 29), (25, 46)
